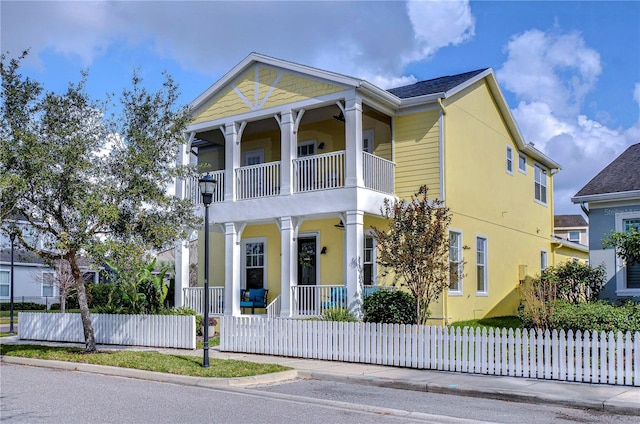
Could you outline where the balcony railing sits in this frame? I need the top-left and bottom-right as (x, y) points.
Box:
(189, 171), (225, 205)
(363, 152), (395, 194)
(236, 161), (281, 200)
(290, 284), (396, 317)
(183, 287), (224, 315)
(293, 151), (345, 193)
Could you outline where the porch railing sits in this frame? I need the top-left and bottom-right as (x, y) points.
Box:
(290, 285), (396, 317)
(363, 152), (395, 194)
(266, 295), (281, 319)
(183, 287), (224, 315)
(293, 151), (345, 193)
(236, 161), (281, 200)
(189, 171), (225, 205)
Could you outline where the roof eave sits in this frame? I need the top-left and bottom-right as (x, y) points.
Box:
(571, 190), (640, 204)
(551, 236), (589, 253)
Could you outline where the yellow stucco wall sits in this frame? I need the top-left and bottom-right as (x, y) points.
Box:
(552, 245), (589, 264)
(393, 110), (441, 199)
(192, 65), (344, 125)
(442, 79), (555, 322)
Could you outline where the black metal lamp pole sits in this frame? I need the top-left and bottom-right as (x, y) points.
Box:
(199, 174), (216, 368)
(9, 232), (16, 335)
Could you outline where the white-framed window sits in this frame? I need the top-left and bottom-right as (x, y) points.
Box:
(363, 129), (374, 154)
(42, 271), (55, 297)
(0, 270), (9, 297)
(614, 212), (640, 294)
(518, 154), (527, 174)
(540, 250), (548, 271)
(242, 238), (267, 290)
(534, 164), (547, 205)
(506, 146), (513, 174)
(297, 140), (316, 157)
(363, 234), (377, 285)
(476, 236), (488, 294)
(568, 231), (580, 243)
(449, 230), (463, 294)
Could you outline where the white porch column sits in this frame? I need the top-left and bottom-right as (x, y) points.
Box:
(174, 136), (192, 307)
(224, 123), (241, 202)
(345, 96), (364, 188)
(279, 216), (295, 317)
(278, 111), (296, 196)
(345, 210), (364, 318)
(224, 222), (241, 316)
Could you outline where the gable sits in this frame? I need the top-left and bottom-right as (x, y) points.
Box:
(192, 64), (346, 125)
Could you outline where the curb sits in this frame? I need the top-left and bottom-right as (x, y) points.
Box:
(0, 355), (299, 388)
(297, 370), (640, 416)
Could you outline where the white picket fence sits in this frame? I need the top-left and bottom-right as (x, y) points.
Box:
(220, 316), (639, 386)
(19, 312), (195, 349)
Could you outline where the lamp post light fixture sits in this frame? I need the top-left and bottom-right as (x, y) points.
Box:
(9, 232), (16, 335)
(198, 173), (216, 368)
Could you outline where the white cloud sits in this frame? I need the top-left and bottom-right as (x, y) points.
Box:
(498, 29), (637, 215)
(1, 0), (474, 88)
(406, 0), (475, 61)
(498, 29), (601, 117)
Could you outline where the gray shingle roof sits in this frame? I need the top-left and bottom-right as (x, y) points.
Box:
(387, 69), (489, 98)
(574, 143), (640, 197)
(554, 214), (587, 228)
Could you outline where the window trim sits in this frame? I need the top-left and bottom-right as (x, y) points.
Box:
(506, 146), (514, 175)
(534, 163), (548, 206)
(568, 231), (580, 243)
(0, 270), (9, 298)
(363, 230), (378, 286)
(476, 235), (488, 296)
(614, 211), (640, 295)
(241, 237), (268, 290)
(42, 271), (55, 297)
(518, 154), (527, 174)
(540, 250), (548, 272)
(448, 229), (463, 295)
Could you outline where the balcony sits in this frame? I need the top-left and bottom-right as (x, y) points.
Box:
(189, 150), (394, 205)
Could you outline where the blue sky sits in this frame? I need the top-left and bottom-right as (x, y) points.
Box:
(2, 0), (639, 216)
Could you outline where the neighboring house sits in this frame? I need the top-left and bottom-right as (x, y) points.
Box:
(0, 221), (98, 308)
(552, 214), (589, 263)
(175, 52), (567, 323)
(571, 143), (640, 301)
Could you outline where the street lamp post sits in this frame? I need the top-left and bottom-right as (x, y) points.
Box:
(199, 173), (216, 368)
(9, 232), (16, 335)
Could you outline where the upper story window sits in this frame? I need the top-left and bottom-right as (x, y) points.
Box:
(506, 146), (513, 174)
(518, 154), (527, 174)
(568, 231), (580, 243)
(534, 164), (547, 205)
(449, 231), (463, 293)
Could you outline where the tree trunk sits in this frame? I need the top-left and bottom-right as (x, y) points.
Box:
(60, 286), (66, 314)
(69, 255), (96, 352)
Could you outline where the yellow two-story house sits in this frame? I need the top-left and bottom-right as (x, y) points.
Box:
(175, 53), (563, 324)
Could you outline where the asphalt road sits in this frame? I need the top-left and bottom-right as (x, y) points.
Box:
(0, 364), (636, 424)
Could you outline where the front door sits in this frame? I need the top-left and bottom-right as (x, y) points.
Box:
(297, 236), (317, 313)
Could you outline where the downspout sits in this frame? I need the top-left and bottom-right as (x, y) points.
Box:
(549, 168), (559, 265)
(580, 202), (589, 217)
(438, 97), (446, 204)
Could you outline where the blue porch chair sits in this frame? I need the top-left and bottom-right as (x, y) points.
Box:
(240, 288), (268, 314)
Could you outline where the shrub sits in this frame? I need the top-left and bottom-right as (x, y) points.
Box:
(548, 301), (640, 333)
(321, 307), (357, 322)
(0, 302), (46, 311)
(541, 261), (606, 304)
(88, 283), (114, 308)
(518, 277), (557, 330)
(363, 290), (418, 324)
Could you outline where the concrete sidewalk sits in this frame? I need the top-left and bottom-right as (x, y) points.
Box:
(1, 336), (638, 415)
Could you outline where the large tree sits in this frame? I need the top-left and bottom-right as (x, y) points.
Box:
(372, 185), (462, 325)
(1, 52), (199, 352)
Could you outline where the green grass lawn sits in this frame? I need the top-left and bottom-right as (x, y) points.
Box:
(449, 316), (522, 330)
(0, 344), (290, 378)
